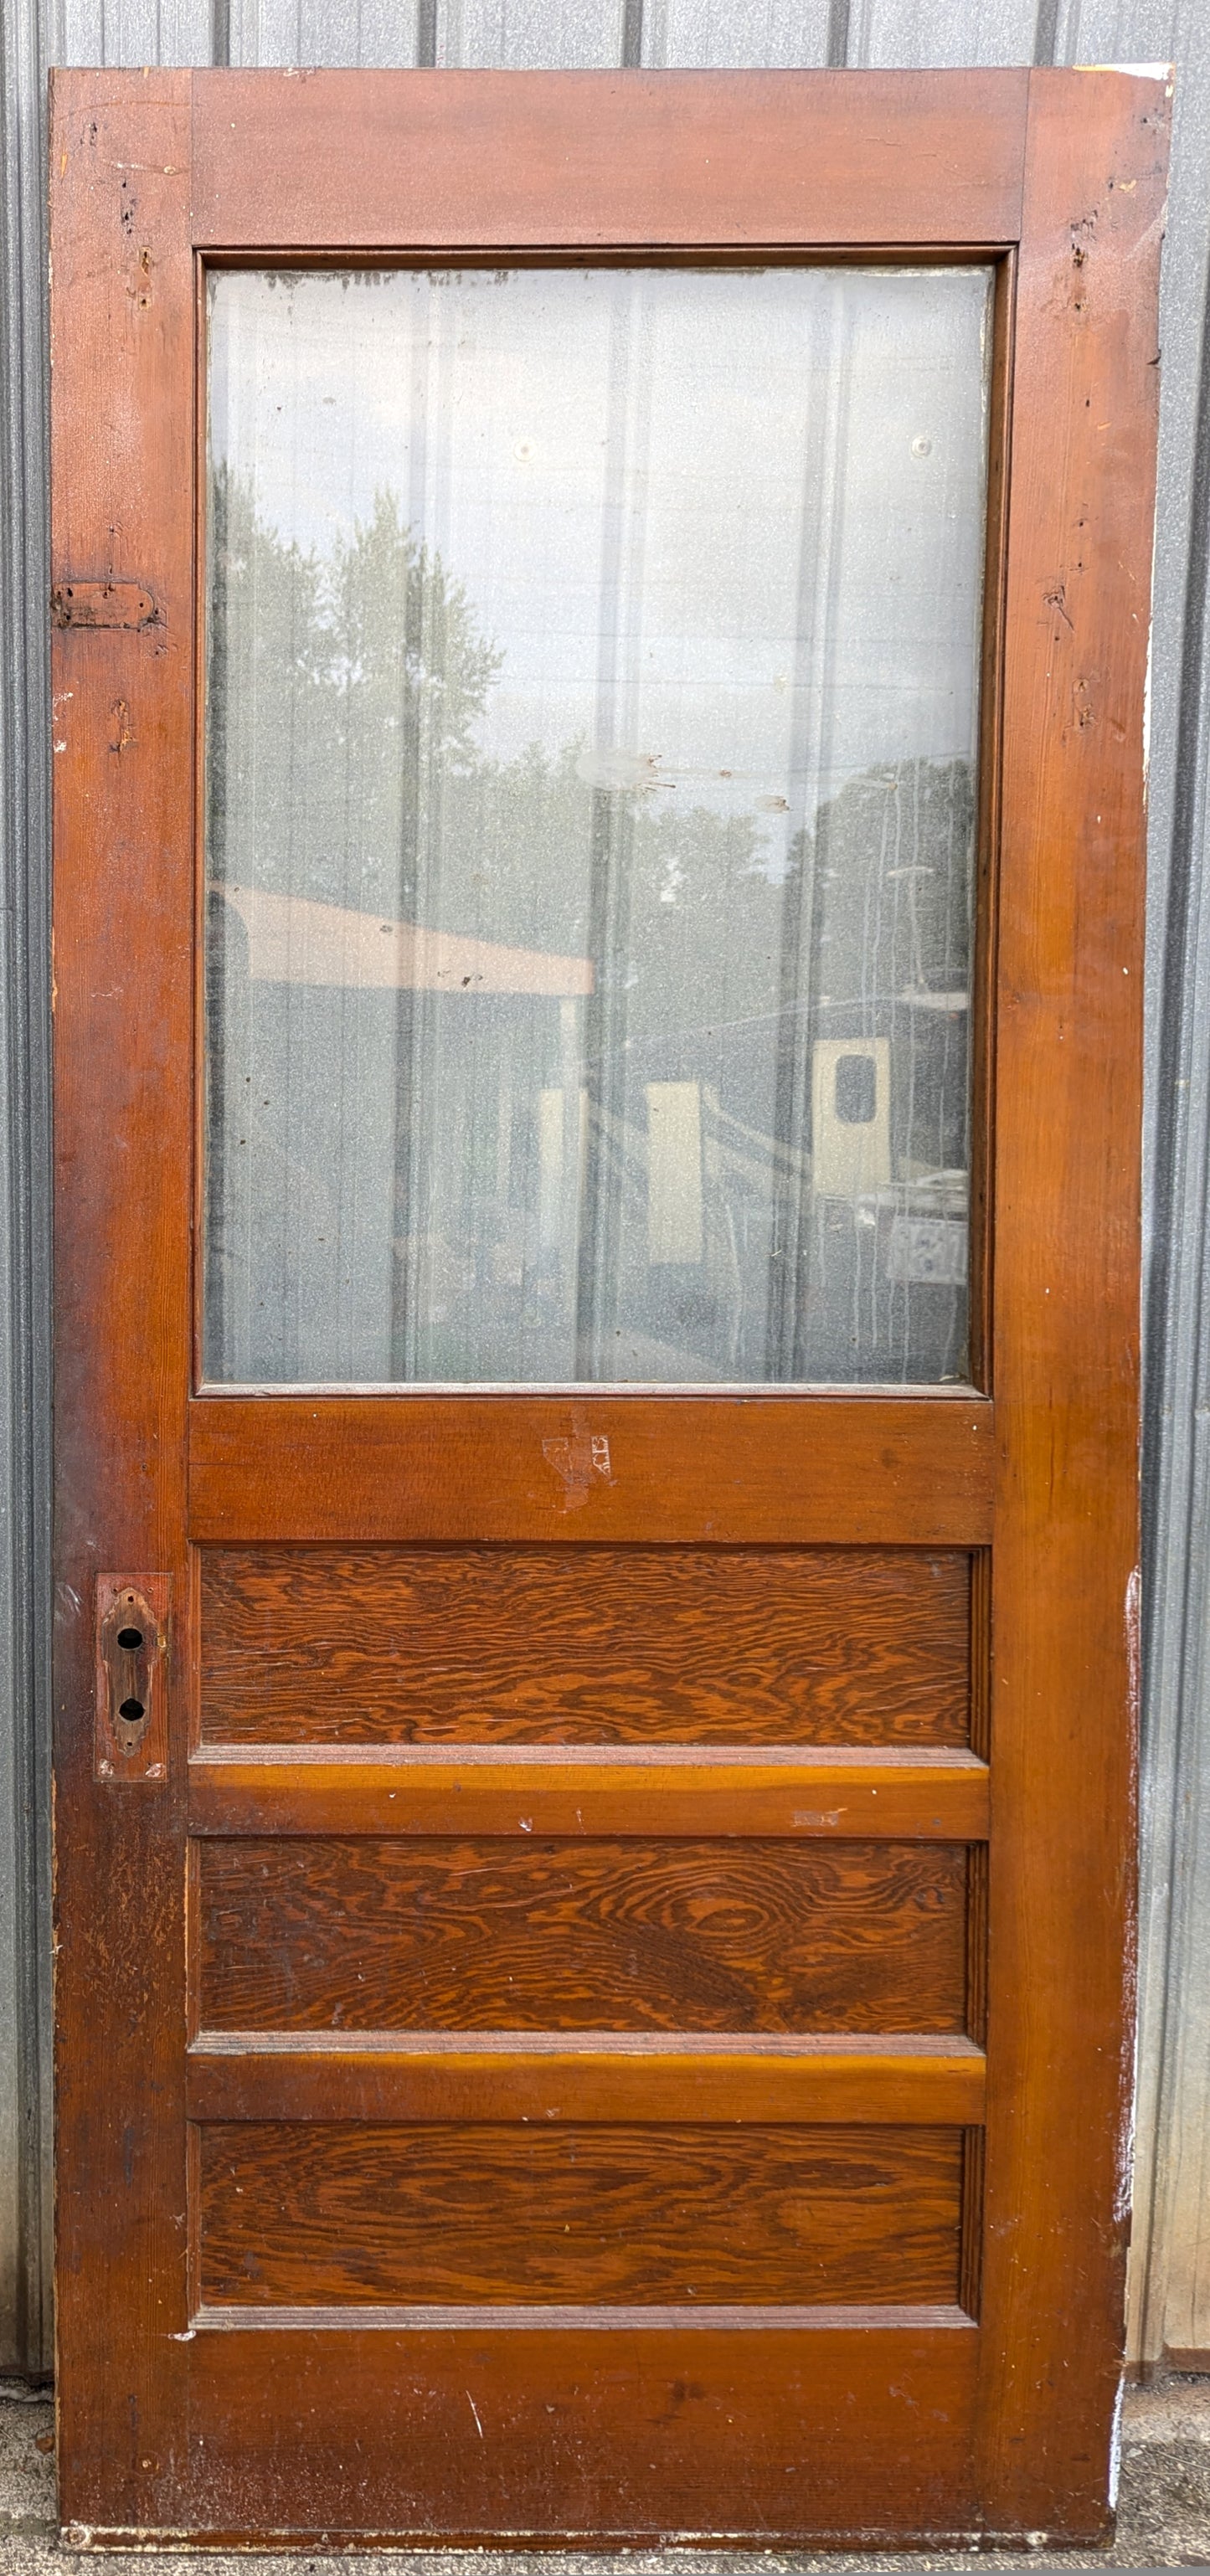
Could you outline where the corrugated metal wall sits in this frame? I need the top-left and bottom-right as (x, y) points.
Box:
(0, 0), (1204, 2380)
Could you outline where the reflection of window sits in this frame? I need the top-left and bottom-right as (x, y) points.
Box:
(204, 265), (990, 1386)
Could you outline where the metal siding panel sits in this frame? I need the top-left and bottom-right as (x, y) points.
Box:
(0, 0), (54, 2378)
(229, 0), (421, 67)
(846, 0), (1042, 65)
(1125, 12), (1210, 2369)
(641, 0), (832, 66)
(1048, 0), (1177, 57)
(435, 0), (625, 65)
(51, 0), (214, 64)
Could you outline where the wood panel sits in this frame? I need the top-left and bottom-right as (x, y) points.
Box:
(196, 1834), (969, 2031)
(64, 2322), (978, 2546)
(199, 1545), (970, 1745)
(187, 1395), (995, 1545)
(190, 69), (1028, 250)
(198, 2121), (963, 2306)
(188, 1747), (991, 1839)
(186, 2035), (987, 2126)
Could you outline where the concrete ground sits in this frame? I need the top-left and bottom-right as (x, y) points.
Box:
(2, 2377), (1208, 2572)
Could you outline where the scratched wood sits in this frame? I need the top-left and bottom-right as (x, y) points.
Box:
(50, 70), (194, 2540)
(196, 1834), (969, 2031)
(107, 2324), (981, 2545)
(198, 2121), (963, 2307)
(187, 1748), (991, 1840)
(971, 71), (1169, 2537)
(189, 69), (1028, 250)
(188, 1395), (996, 1546)
(199, 1546), (971, 1745)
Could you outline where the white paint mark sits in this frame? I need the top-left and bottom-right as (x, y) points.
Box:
(1126, 1566), (1141, 1729)
(1108, 2374), (1124, 2510)
(1076, 61), (1171, 79)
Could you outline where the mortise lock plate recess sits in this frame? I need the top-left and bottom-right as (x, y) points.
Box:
(95, 1575), (170, 1783)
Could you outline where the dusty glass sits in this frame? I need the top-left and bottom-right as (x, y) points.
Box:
(204, 264), (991, 1385)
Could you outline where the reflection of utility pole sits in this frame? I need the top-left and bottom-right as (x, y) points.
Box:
(575, 275), (651, 1380)
(770, 280), (853, 1381)
(390, 275), (454, 1380)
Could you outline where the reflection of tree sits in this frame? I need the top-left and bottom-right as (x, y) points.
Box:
(208, 475), (976, 1385)
(209, 468), (502, 916)
(208, 470), (797, 1038)
(209, 470), (976, 1075)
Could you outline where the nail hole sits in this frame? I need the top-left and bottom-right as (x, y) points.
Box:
(118, 1698), (145, 1722)
(116, 1627), (143, 1651)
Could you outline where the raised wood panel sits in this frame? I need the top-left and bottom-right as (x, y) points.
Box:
(190, 69), (1028, 250)
(186, 2035), (987, 2126)
(188, 1748), (991, 1840)
(187, 1396), (995, 1545)
(198, 2121), (963, 2306)
(199, 1546), (970, 1746)
(196, 1835), (969, 2032)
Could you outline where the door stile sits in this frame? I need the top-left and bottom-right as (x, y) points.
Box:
(976, 66), (1168, 2539)
(49, 73), (197, 2537)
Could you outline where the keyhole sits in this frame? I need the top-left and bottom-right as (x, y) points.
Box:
(119, 1698), (145, 1722)
(116, 1627), (143, 1651)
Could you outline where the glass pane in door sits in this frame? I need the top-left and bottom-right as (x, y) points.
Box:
(204, 263), (991, 1386)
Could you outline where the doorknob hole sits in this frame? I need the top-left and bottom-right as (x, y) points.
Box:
(118, 1698), (145, 1722)
(116, 1627), (144, 1651)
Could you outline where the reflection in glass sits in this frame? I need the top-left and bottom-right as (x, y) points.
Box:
(204, 265), (991, 1385)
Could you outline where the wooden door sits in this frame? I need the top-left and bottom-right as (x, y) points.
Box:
(50, 69), (1167, 2549)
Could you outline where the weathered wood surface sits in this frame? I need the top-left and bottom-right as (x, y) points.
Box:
(188, 1394), (996, 1545)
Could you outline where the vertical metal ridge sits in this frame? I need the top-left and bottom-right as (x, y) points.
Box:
(826, 0), (851, 64)
(1032, 0), (1059, 64)
(0, 0), (53, 2378)
(1131, 52), (1210, 2366)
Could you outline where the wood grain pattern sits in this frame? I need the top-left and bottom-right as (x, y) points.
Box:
(196, 1835), (968, 2032)
(50, 71), (194, 2539)
(975, 70), (1168, 2538)
(199, 1546), (970, 1746)
(198, 2121), (963, 2307)
(187, 1395), (995, 1545)
(188, 1747), (991, 1840)
(186, 2035), (987, 2127)
(190, 69), (1027, 252)
(72, 2322), (979, 2545)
